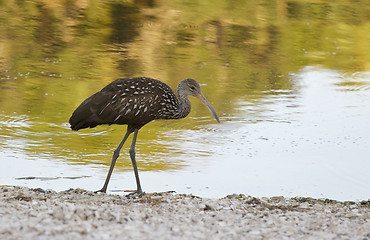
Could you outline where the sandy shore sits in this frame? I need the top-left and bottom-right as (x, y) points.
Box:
(0, 186), (369, 239)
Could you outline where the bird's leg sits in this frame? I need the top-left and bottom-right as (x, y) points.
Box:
(96, 127), (133, 193)
(128, 128), (143, 195)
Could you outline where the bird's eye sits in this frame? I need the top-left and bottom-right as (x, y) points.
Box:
(190, 86), (195, 90)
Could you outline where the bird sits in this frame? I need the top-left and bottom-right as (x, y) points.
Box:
(69, 77), (220, 194)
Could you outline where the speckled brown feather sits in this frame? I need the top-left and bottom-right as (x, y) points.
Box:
(69, 77), (181, 130)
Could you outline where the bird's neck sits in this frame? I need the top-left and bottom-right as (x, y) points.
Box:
(176, 88), (191, 119)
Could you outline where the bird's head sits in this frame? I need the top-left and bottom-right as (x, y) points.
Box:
(179, 78), (220, 123)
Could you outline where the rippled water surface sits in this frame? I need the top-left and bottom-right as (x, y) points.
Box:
(1, 0), (370, 201)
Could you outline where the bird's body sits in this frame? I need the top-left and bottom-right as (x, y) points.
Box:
(70, 77), (188, 130)
(70, 77), (219, 194)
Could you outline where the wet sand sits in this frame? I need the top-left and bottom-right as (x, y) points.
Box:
(0, 186), (369, 239)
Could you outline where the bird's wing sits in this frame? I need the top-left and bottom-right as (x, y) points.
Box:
(92, 79), (162, 126)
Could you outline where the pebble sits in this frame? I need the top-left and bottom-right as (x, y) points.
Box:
(0, 186), (369, 239)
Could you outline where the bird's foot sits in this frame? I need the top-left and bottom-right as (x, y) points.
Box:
(125, 190), (145, 198)
(94, 188), (107, 194)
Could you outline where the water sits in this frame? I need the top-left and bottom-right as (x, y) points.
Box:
(1, 1), (370, 201)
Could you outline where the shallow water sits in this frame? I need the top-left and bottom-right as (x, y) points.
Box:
(1, 1), (370, 201)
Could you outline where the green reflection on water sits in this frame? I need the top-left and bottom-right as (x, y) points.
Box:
(0, 0), (370, 171)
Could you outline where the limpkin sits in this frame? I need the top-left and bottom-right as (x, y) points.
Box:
(69, 77), (220, 194)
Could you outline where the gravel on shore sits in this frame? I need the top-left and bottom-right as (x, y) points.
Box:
(0, 186), (369, 239)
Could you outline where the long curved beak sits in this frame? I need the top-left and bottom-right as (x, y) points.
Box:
(196, 93), (220, 123)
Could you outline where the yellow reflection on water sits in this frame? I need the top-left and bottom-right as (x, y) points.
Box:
(1, 0), (370, 173)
